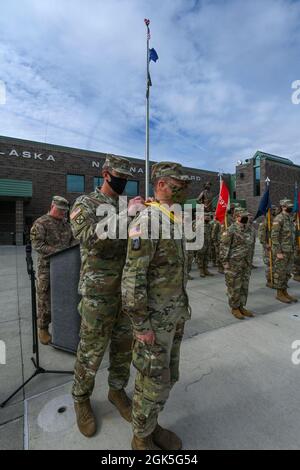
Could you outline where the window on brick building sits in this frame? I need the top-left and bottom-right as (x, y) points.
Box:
(253, 156), (261, 196)
(67, 175), (85, 193)
(94, 177), (104, 190)
(125, 180), (139, 197)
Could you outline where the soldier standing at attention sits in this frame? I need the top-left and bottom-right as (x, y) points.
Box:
(271, 199), (297, 303)
(122, 162), (191, 450)
(258, 206), (277, 288)
(196, 212), (214, 277)
(211, 217), (224, 274)
(30, 196), (74, 345)
(70, 155), (143, 438)
(220, 208), (256, 320)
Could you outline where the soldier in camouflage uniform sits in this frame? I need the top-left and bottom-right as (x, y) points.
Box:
(122, 162), (191, 450)
(220, 208), (256, 320)
(197, 181), (212, 212)
(248, 214), (257, 269)
(211, 218), (224, 274)
(271, 199), (298, 303)
(30, 196), (74, 345)
(196, 212), (214, 277)
(258, 206), (277, 288)
(70, 155), (142, 438)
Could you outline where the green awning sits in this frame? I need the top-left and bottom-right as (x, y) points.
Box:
(0, 179), (32, 198)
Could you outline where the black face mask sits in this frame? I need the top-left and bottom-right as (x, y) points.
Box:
(107, 174), (127, 195)
(240, 216), (248, 224)
(285, 207), (293, 214)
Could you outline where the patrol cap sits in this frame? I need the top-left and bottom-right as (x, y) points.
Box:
(102, 154), (132, 178)
(151, 162), (190, 183)
(279, 198), (293, 208)
(234, 207), (250, 217)
(52, 196), (69, 211)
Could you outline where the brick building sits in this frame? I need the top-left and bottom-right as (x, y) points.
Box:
(0, 136), (222, 245)
(236, 151), (300, 215)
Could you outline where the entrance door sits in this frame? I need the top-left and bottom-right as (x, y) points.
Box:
(0, 201), (15, 244)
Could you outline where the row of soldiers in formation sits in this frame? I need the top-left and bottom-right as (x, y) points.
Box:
(30, 156), (299, 450)
(187, 201), (300, 320)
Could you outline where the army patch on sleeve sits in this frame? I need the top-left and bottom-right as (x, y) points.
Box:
(131, 237), (141, 251)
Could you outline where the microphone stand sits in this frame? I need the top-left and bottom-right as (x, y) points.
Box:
(1, 244), (73, 408)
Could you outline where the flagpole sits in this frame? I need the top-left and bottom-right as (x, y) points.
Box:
(145, 19), (150, 199)
(266, 177), (273, 286)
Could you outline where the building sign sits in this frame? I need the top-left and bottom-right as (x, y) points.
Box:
(0, 149), (56, 161)
(0, 148), (202, 181)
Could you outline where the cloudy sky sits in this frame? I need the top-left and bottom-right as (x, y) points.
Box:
(0, 0), (300, 172)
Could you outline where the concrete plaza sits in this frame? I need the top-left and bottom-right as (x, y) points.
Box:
(0, 244), (299, 450)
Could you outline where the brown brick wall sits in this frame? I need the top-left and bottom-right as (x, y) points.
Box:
(0, 138), (222, 232)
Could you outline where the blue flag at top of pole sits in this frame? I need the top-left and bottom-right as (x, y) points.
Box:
(254, 186), (272, 219)
(293, 184), (300, 214)
(149, 48), (159, 62)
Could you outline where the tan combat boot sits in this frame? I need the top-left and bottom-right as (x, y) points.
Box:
(108, 389), (132, 422)
(283, 290), (298, 303)
(38, 328), (52, 345)
(293, 275), (300, 282)
(240, 307), (255, 318)
(152, 424), (182, 450)
(231, 308), (245, 320)
(132, 435), (161, 450)
(199, 269), (206, 278)
(74, 400), (96, 437)
(276, 289), (292, 304)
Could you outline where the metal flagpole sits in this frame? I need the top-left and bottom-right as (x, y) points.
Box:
(145, 19), (150, 199)
(265, 177), (273, 286)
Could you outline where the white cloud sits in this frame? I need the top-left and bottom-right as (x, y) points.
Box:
(0, 0), (300, 173)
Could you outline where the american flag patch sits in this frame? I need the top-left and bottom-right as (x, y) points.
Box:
(129, 225), (142, 238)
(70, 207), (82, 220)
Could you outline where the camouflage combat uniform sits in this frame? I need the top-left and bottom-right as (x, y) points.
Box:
(122, 163), (191, 440)
(271, 208), (295, 290)
(211, 219), (224, 272)
(196, 216), (212, 276)
(258, 217), (273, 284)
(30, 198), (74, 329)
(71, 157), (133, 404)
(220, 213), (254, 309)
